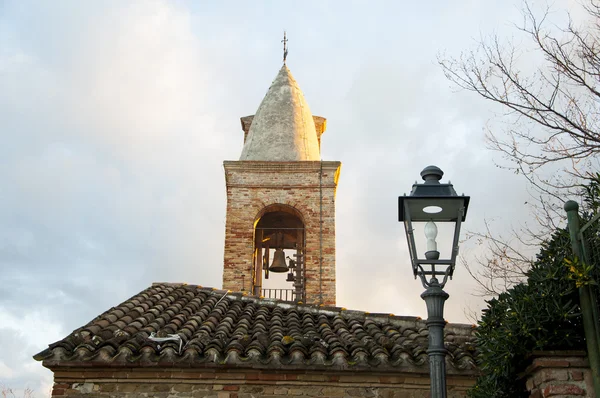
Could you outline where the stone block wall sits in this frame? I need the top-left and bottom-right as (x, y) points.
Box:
(222, 161), (341, 306)
(50, 368), (475, 398)
(523, 352), (594, 397)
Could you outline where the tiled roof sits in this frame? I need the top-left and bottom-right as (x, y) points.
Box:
(34, 283), (478, 374)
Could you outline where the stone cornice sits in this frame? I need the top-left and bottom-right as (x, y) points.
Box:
(225, 184), (339, 189)
(223, 161), (342, 188)
(223, 160), (341, 173)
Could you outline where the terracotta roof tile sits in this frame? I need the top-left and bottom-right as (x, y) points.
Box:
(33, 283), (477, 374)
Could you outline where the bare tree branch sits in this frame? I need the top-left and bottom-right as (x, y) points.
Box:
(440, 1), (600, 296)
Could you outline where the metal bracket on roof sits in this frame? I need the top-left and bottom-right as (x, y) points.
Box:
(215, 290), (229, 306)
(148, 332), (183, 354)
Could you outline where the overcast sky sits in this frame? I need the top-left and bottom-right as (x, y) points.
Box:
(0, 0), (585, 395)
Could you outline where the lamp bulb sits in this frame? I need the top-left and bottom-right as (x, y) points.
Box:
(424, 220), (438, 252)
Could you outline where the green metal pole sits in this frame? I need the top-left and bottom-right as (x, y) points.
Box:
(421, 278), (449, 398)
(565, 200), (600, 395)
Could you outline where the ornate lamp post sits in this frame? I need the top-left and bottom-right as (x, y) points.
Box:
(398, 165), (470, 398)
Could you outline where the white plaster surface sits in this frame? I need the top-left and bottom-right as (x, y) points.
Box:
(240, 65), (321, 161)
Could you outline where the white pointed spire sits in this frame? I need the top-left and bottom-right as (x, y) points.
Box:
(240, 65), (321, 161)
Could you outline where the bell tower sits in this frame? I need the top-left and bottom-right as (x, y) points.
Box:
(222, 64), (341, 306)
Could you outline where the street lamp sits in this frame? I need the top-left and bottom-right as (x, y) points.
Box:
(398, 165), (470, 398)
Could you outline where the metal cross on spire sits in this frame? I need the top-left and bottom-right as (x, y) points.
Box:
(282, 31), (288, 64)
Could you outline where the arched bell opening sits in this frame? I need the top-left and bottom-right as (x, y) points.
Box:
(252, 205), (305, 302)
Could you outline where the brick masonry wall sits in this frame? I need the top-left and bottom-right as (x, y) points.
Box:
(523, 352), (594, 397)
(50, 369), (474, 398)
(222, 161), (341, 306)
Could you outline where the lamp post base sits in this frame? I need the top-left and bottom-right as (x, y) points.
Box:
(421, 278), (449, 398)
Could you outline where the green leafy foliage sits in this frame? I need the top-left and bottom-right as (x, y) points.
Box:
(469, 178), (600, 397)
(469, 229), (589, 398)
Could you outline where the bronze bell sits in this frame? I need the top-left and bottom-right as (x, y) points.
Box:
(269, 248), (288, 273)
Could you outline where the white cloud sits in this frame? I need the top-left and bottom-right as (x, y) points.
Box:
(0, 361), (15, 379)
(0, 307), (63, 395)
(0, 0), (586, 394)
